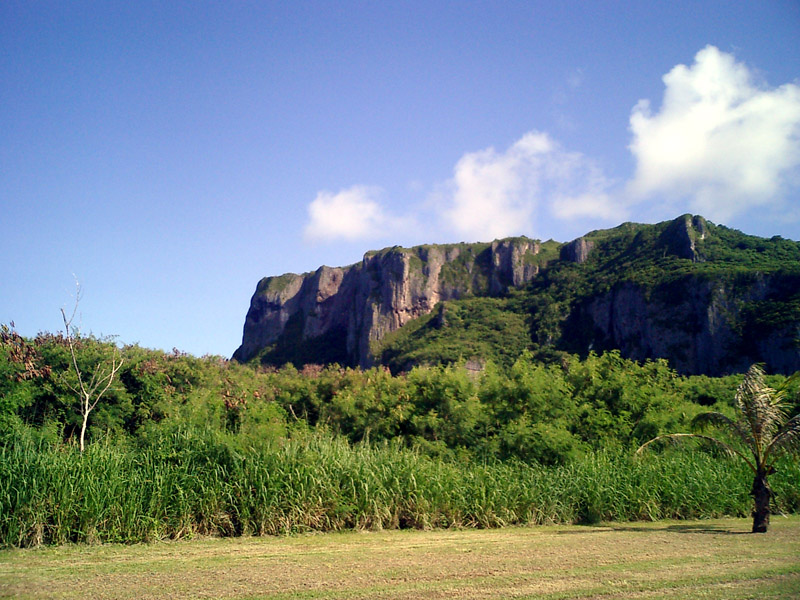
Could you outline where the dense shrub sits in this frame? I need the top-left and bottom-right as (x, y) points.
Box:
(1, 332), (798, 547)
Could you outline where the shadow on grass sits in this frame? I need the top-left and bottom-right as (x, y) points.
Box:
(557, 523), (751, 535)
(663, 524), (750, 535)
(614, 523), (750, 535)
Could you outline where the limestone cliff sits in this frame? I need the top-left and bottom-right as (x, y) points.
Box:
(538, 215), (800, 375)
(563, 275), (800, 375)
(234, 215), (800, 376)
(233, 238), (544, 367)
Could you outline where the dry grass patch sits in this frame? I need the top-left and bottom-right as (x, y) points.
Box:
(1, 517), (799, 599)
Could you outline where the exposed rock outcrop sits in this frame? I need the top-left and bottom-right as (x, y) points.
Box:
(233, 238), (545, 367)
(565, 275), (799, 375)
(657, 214), (708, 262)
(234, 215), (800, 376)
(559, 237), (594, 264)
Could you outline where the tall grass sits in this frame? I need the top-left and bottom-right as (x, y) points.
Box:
(1, 429), (798, 547)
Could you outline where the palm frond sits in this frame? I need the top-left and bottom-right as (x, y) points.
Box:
(765, 414), (800, 463)
(735, 364), (787, 453)
(636, 433), (756, 473)
(775, 369), (800, 393)
(691, 411), (754, 450)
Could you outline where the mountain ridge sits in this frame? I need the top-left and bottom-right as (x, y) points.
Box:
(233, 215), (800, 375)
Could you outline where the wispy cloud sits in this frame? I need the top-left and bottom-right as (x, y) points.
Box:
(627, 45), (800, 220)
(303, 133), (617, 244)
(437, 132), (549, 240)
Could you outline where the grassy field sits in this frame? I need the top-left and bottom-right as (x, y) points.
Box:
(8, 433), (800, 547)
(1, 516), (799, 599)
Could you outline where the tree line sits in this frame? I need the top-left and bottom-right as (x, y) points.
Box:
(5, 324), (795, 466)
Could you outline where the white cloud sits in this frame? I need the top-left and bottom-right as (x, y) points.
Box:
(439, 131), (616, 240)
(544, 150), (618, 220)
(303, 136), (617, 245)
(440, 132), (547, 240)
(304, 185), (389, 242)
(627, 45), (800, 220)
(304, 47), (800, 246)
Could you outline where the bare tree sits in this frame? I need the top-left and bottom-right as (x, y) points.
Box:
(61, 283), (123, 452)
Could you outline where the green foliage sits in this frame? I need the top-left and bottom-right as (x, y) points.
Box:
(2, 327), (799, 546)
(253, 316), (350, 368)
(2, 330), (796, 467)
(379, 297), (532, 371)
(437, 243), (492, 291)
(256, 273), (301, 295)
(2, 430), (798, 547)
(479, 356), (581, 464)
(564, 351), (689, 448)
(317, 367), (410, 442)
(526, 239), (561, 268)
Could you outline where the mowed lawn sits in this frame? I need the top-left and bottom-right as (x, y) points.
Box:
(1, 517), (799, 600)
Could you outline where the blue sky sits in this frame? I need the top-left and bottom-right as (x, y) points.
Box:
(2, 1), (799, 357)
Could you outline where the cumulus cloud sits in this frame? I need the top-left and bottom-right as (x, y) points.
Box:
(627, 45), (800, 220)
(439, 131), (616, 240)
(303, 136), (617, 245)
(439, 132), (548, 240)
(304, 185), (390, 242)
(304, 46), (800, 246)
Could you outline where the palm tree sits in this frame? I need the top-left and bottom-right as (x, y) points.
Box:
(638, 364), (800, 533)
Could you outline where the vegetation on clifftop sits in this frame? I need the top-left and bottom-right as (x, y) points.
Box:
(374, 217), (800, 374)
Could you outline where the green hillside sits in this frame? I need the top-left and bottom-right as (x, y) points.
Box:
(376, 216), (800, 374)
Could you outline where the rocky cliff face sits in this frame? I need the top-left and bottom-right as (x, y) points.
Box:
(233, 238), (543, 367)
(565, 275), (800, 375)
(656, 214), (709, 262)
(235, 216), (800, 376)
(551, 215), (800, 375)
